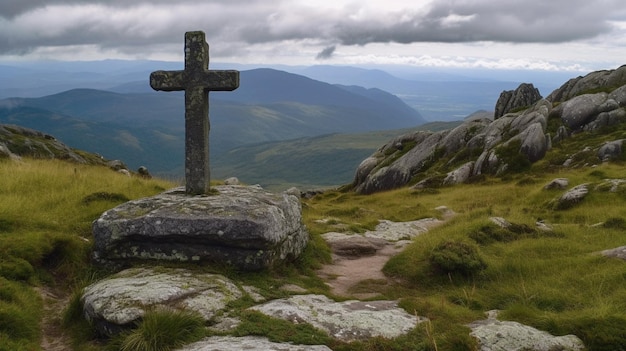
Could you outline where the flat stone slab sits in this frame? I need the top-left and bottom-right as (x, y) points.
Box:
(250, 294), (424, 342)
(81, 267), (243, 336)
(92, 185), (308, 271)
(602, 246), (626, 260)
(174, 336), (332, 351)
(468, 312), (584, 351)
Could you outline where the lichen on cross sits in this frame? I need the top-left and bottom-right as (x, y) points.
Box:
(150, 31), (239, 195)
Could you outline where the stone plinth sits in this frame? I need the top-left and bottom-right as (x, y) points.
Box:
(92, 185), (308, 271)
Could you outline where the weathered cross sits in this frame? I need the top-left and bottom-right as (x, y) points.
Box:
(150, 31), (239, 195)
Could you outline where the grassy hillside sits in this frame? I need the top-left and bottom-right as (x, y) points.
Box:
(303, 163), (626, 350)
(0, 159), (174, 351)
(1, 149), (625, 350)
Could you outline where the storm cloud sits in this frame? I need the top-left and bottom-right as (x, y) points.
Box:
(1, 0), (625, 62)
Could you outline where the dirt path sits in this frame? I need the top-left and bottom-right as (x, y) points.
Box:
(318, 208), (454, 298)
(38, 286), (73, 351)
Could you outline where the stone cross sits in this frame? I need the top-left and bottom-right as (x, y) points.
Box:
(150, 31), (239, 195)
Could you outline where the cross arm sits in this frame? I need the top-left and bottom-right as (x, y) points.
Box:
(150, 70), (185, 91)
(200, 70), (240, 91)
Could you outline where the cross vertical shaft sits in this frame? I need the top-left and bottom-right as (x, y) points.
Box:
(150, 31), (239, 195)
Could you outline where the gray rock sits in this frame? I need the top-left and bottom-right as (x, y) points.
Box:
(0, 124), (88, 163)
(544, 178), (569, 190)
(555, 184), (590, 209)
(81, 267), (243, 336)
(223, 177), (239, 185)
(553, 93), (608, 130)
(174, 336), (332, 351)
(137, 166), (151, 179)
(355, 131), (446, 194)
(608, 84), (626, 106)
(469, 312), (585, 351)
(321, 233), (387, 258)
(518, 122), (548, 162)
(602, 246), (626, 260)
(547, 65), (626, 102)
(597, 139), (624, 161)
(92, 185), (309, 271)
(444, 161), (475, 185)
(106, 159), (127, 171)
(250, 294), (424, 342)
(552, 125), (569, 144)
(494, 83), (542, 119)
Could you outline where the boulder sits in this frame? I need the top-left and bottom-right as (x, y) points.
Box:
(137, 166), (151, 179)
(92, 185), (309, 271)
(495, 83), (542, 119)
(174, 336), (332, 351)
(517, 122), (549, 162)
(469, 311), (585, 351)
(81, 267), (243, 336)
(223, 177), (239, 185)
(544, 178), (569, 190)
(602, 246), (626, 260)
(443, 161), (475, 185)
(250, 294), (424, 342)
(554, 184), (590, 210)
(551, 93), (609, 131)
(354, 131), (446, 194)
(547, 65), (626, 102)
(597, 139), (624, 161)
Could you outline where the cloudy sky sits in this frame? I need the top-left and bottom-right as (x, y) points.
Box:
(1, 0), (625, 72)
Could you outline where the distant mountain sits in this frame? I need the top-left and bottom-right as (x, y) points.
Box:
(292, 65), (562, 121)
(0, 69), (425, 179)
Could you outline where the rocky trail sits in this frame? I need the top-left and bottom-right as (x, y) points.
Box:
(38, 286), (73, 351)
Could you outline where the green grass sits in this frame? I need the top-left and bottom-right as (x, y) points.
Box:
(2, 144), (626, 350)
(0, 158), (175, 350)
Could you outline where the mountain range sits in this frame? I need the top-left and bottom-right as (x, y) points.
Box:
(0, 68), (425, 180)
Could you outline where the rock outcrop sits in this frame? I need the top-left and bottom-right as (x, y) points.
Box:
(174, 336), (332, 351)
(352, 65), (626, 194)
(547, 65), (626, 102)
(92, 185), (309, 271)
(494, 83), (542, 119)
(469, 311), (585, 351)
(81, 267), (244, 336)
(0, 124), (88, 163)
(250, 294), (424, 342)
(353, 98), (551, 193)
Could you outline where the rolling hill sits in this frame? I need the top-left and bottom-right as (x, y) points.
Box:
(0, 68), (425, 179)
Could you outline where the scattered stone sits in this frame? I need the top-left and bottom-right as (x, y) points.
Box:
(535, 220), (553, 232)
(363, 218), (443, 241)
(489, 217), (511, 228)
(250, 294), (424, 342)
(224, 177), (240, 185)
(597, 139), (624, 161)
(469, 312), (585, 351)
(106, 159), (127, 171)
(544, 178), (569, 190)
(174, 336), (332, 351)
(321, 233), (387, 258)
(137, 166), (151, 179)
(81, 267), (243, 336)
(117, 169), (130, 177)
(555, 184), (590, 209)
(601, 246), (626, 260)
(92, 185), (309, 271)
(595, 178), (626, 192)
